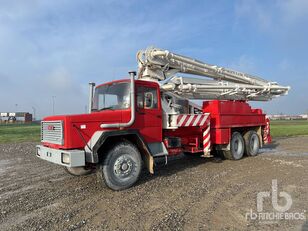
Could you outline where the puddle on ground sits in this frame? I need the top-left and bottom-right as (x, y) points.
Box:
(259, 148), (276, 153)
(259, 148), (308, 157)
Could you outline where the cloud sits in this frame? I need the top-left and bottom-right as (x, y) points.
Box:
(0, 0), (208, 118)
(234, 0), (272, 30)
(43, 67), (80, 92)
(0, 1), (306, 116)
(234, 0), (308, 34)
(230, 55), (256, 73)
(279, 0), (308, 23)
(0, 0), (39, 21)
(0, 72), (11, 84)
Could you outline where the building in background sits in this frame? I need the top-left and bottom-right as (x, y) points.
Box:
(0, 112), (33, 123)
(267, 114), (308, 120)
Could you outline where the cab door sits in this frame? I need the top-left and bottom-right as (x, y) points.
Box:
(134, 83), (162, 143)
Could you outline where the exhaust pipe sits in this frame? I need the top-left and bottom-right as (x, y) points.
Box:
(100, 71), (136, 128)
(88, 82), (96, 114)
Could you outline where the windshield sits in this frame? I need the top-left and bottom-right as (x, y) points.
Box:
(92, 82), (130, 111)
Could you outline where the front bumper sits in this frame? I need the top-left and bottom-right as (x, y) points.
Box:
(36, 145), (85, 167)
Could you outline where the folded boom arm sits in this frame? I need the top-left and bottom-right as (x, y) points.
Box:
(137, 47), (290, 101)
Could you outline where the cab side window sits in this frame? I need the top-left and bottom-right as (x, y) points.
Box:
(137, 87), (158, 109)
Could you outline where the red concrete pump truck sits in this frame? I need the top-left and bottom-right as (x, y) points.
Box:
(36, 47), (290, 190)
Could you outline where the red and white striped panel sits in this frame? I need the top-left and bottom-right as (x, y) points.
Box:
(263, 117), (270, 144)
(202, 117), (211, 156)
(177, 114), (210, 127)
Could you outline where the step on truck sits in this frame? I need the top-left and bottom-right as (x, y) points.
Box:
(36, 47), (289, 190)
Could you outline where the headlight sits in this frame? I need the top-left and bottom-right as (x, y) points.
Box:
(61, 153), (70, 164)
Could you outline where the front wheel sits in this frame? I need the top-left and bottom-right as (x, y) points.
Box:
(97, 141), (142, 191)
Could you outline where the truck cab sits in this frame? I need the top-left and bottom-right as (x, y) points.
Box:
(37, 73), (164, 190)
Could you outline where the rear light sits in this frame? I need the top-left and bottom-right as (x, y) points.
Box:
(61, 153), (70, 164)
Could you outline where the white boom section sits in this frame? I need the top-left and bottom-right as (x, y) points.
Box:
(137, 47), (290, 101)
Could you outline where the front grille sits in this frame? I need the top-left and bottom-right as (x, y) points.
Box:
(41, 121), (64, 145)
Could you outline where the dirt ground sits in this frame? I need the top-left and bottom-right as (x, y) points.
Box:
(0, 136), (307, 231)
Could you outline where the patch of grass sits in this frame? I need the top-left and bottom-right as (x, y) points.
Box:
(270, 120), (308, 138)
(0, 119), (307, 144)
(0, 123), (40, 144)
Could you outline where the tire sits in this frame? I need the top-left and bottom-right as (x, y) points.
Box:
(243, 130), (260, 156)
(64, 167), (93, 176)
(97, 141), (142, 191)
(223, 132), (245, 160)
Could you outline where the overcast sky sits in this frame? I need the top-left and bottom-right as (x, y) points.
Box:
(0, 0), (307, 118)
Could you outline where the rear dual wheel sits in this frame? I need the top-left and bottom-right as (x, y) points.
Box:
(243, 130), (260, 156)
(223, 132), (245, 160)
(223, 130), (260, 160)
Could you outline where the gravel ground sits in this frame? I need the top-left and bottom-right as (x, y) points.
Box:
(0, 136), (307, 231)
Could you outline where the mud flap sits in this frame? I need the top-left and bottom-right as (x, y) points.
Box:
(257, 126), (263, 148)
(143, 148), (154, 174)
